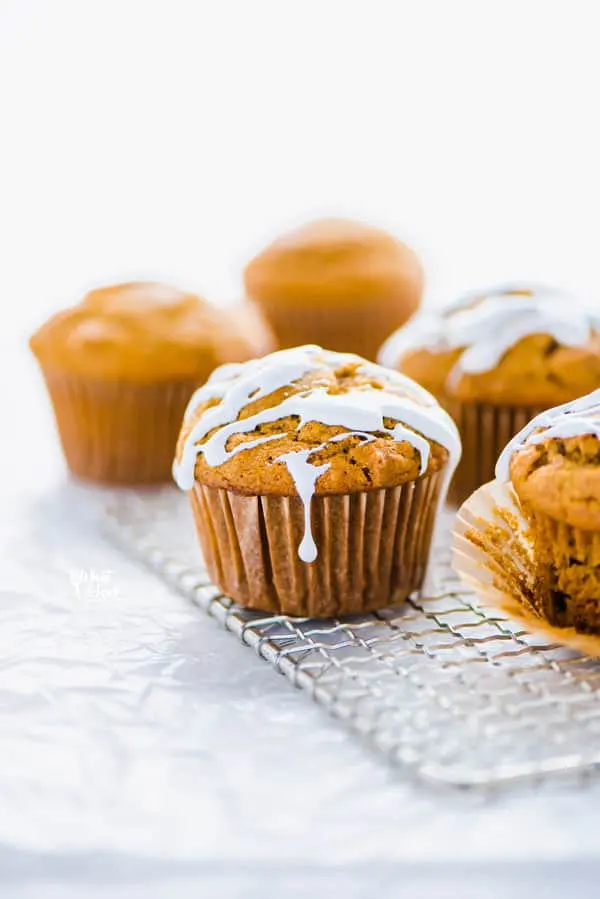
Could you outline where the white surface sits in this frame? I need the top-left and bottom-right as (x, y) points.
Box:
(4, 1), (600, 894)
(3, 0), (600, 344)
(4, 339), (600, 896)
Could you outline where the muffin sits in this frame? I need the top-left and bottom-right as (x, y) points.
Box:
(379, 283), (600, 504)
(173, 344), (460, 616)
(243, 218), (424, 361)
(496, 390), (600, 633)
(30, 282), (274, 485)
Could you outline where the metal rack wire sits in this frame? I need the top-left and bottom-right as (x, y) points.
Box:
(101, 487), (600, 789)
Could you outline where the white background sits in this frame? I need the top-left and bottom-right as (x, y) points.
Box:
(2, 0), (600, 342)
(3, 3), (600, 897)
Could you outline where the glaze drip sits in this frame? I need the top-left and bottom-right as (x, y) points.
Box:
(379, 283), (598, 382)
(173, 346), (461, 561)
(495, 388), (600, 482)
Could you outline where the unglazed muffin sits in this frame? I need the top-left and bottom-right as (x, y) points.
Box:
(243, 219), (424, 361)
(30, 282), (274, 485)
(379, 283), (600, 504)
(173, 344), (460, 616)
(496, 390), (600, 633)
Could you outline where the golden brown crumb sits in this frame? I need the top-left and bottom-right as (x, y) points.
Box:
(509, 431), (600, 632)
(401, 333), (600, 407)
(510, 433), (600, 530)
(178, 358), (449, 496)
(243, 218), (424, 359)
(30, 283), (274, 382)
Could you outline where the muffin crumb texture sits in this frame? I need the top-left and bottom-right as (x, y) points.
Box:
(174, 345), (460, 563)
(509, 434), (600, 531)
(499, 390), (600, 633)
(244, 218), (424, 360)
(382, 283), (600, 406)
(381, 282), (600, 503)
(29, 282), (274, 485)
(175, 345), (458, 497)
(523, 508), (600, 632)
(30, 282), (274, 382)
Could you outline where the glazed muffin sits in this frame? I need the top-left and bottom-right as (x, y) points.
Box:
(244, 218), (424, 361)
(173, 344), (460, 616)
(496, 391), (600, 633)
(30, 282), (274, 485)
(379, 283), (600, 504)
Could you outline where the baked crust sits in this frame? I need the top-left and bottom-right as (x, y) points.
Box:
(510, 432), (600, 530)
(30, 282), (274, 382)
(178, 355), (449, 496)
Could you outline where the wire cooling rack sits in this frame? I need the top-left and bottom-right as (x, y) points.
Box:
(100, 487), (600, 790)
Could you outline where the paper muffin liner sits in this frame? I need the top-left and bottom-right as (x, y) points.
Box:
(41, 369), (200, 485)
(452, 480), (600, 657)
(254, 299), (413, 362)
(189, 470), (444, 616)
(443, 400), (546, 506)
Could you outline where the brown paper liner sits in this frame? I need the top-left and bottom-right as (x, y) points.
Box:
(443, 400), (546, 506)
(452, 480), (600, 657)
(41, 369), (200, 485)
(189, 470), (444, 616)
(254, 299), (413, 362)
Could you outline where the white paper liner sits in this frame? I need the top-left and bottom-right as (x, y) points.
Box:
(452, 479), (600, 658)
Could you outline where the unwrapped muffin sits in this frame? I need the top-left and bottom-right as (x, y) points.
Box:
(496, 390), (600, 633)
(30, 282), (274, 485)
(244, 218), (424, 360)
(379, 283), (600, 504)
(173, 344), (461, 616)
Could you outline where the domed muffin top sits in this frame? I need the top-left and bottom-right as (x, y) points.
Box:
(244, 218), (424, 310)
(29, 282), (274, 382)
(173, 345), (461, 561)
(379, 283), (600, 405)
(496, 389), (600, 530)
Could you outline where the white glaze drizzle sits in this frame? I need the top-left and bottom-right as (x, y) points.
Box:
(378, 283), (597, 383)
(278, 450), (330, 563)
(495, 388), (600, 482)
(173, 345), (461, 562)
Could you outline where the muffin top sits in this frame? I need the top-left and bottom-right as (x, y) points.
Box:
(496, 390), (600, 530)
(30, 282), (274, 382)
(173, 345), (461, 561)
(244, 218), (424, 312)
(379, 283), (600, 405)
